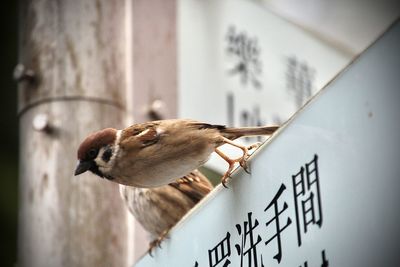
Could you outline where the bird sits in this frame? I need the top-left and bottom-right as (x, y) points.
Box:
(119, 169), (213, 253)
(74, 119), (278, 187)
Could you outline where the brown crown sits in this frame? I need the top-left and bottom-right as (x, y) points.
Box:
(77, 128), (117, 160)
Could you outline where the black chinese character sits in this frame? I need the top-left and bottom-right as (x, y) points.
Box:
(292, 154), (323, 246)
(298, 249), (328, 267)
(208, 232), (232, 267)
(226, 26), (262, 89)
(235, 212), (264, 267)
(264, 184), (292, 263)
(320, 250), (329, 267)
(286, 56), (315, 108)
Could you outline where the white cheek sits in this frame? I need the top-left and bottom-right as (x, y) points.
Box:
(95, 157), (106, 168)
(95, 151), (112, 173)
(95, 130), (122, 175)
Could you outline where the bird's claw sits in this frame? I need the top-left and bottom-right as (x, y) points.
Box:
(216, 141), (260, 188)
(221, 174), (231, 188)
(240, 158), (250, 174)
(239, 147), (252, 173)
(247, 142), (261, 151)
(148, 240), (159, 257)
(148, 229), (170, 257)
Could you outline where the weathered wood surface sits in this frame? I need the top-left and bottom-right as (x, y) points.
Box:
(18, 0), (126, 113)
(132, 0), (177, 122)
(129, 0), (178, 259)
(19, 102), (128, 267)
(18, 0), (129, 266)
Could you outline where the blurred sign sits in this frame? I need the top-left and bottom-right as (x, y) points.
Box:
(136, 21), (400, 266)
(177, 0), (351, 172)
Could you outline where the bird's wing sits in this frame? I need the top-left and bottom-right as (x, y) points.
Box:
(120, 122), (162, 149)
(169, 169), (214, 203)
(185, 121), (227, 131)
(219, 125), (279, 139)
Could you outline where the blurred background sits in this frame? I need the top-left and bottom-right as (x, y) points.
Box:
(1, 0), (399, 266)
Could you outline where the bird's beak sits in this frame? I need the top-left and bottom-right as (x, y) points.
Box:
(74, 160), (92, 176)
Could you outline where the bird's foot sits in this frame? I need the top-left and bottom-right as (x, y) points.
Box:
(221, 172), (232, 188)
(148, 229), (170, 257)
(247, 142), (262, 151)
(217, 150), (248, 187)
(239, 143), (261, 173)
(216, 139), (262, 187)
(239, 156), (250, 174)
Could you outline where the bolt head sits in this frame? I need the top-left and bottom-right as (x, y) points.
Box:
(33, 114), (49, 132)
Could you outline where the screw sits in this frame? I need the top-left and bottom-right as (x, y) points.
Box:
(148, 100), (166, 120)
(33, 114), (51, 132)
(13, 64), (36, 83)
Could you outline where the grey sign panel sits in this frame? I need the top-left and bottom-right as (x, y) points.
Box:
(135, 21), (400, 267)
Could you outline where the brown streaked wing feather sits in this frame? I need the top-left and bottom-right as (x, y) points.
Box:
(120, 122), (161, 150)
(136, 127), (160, 146)
(169, 170), (214, 203)
(186, 121), (227, 131)
(220, 125), (279, 139)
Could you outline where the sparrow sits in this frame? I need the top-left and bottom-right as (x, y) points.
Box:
(119, 169), (213, 253)
(74, 119), (278, 187)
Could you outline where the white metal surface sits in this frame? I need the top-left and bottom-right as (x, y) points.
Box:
(136, 20), (400, 266)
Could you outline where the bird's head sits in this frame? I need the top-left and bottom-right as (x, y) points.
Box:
(75, 128), (119, 179)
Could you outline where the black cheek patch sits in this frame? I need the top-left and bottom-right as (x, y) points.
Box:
(102, 147), (113, 162)
(89, 164), (105, 178)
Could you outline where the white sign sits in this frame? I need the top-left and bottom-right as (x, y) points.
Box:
(178, 0), (352, 172)
(135, 21), (400, 266)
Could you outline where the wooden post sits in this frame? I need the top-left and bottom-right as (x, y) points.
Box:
(18, 0), (130, 266)
(129, 0), (178, 259)
(132, 0), (177, 123)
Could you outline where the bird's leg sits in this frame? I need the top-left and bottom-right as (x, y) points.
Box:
(215, 148), (237, 188)
(222, 137), (253, 170)
(148, 229), (170, 256)
(216, 138), (261, 187)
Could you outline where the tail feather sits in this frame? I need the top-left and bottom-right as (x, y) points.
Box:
(220, 125), (279, 140)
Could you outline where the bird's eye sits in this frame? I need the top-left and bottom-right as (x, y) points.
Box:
(88, 148), (98, 158)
